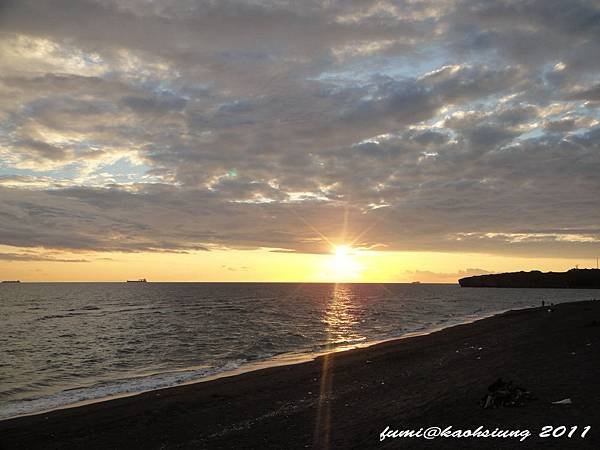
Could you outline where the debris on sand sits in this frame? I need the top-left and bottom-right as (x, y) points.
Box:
(480, 378), (535, 408)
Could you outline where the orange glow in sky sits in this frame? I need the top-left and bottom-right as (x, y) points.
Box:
(0, 244), (593, 283)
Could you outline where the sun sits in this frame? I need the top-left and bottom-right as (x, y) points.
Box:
(335, 245), (351, 257)
(327, 245), (362, 281)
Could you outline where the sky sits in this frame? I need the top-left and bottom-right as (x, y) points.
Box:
(0, 0), (599, 282)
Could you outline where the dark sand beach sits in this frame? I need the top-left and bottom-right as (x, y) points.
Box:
(1, 300), (599, 449)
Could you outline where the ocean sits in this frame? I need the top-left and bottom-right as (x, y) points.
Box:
(1, 282), (597, 419)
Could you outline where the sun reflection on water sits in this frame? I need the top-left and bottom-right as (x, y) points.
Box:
(314, 284), (365, 449)
(322, 284), (365, 347)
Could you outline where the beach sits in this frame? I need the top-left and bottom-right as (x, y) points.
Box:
(1, 299), (599, 449)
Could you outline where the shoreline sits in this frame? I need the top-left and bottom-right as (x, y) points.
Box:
(0, 307), (514, 422)
(2, 300), (599, 449)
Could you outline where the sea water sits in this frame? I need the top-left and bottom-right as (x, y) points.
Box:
(1, 282), (596, 419)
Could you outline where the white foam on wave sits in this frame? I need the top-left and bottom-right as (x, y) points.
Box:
(0, 360), (245, 420)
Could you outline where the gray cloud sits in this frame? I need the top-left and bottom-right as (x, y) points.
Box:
(0, 0), (599, 259)
(16, 139), (68, 161)
(0, 252), (89, 263)
(121, 94), (187, 115)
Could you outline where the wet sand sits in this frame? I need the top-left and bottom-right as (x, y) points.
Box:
(1, 300), (599, 449)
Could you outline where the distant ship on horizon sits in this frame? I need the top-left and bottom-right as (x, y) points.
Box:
(1, 280), (21, 283)
(126, 278), (148, 283)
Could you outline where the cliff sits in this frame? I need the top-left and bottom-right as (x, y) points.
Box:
(458, 269), (600, 289)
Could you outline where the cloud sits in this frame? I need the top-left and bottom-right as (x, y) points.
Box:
(566, 83), (600, 102)
(0, 252), (89, 262)
(404, 268), (493, 283)
(121, 94), (187, 115)
(0, 0), (599, 259)
(16, 138), (68, 161)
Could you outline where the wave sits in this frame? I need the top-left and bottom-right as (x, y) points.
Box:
(0, 307), (525, 420)
(0, 360), (246, 420)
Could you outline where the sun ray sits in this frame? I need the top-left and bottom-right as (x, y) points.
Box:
(289, 208), (336, 249)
